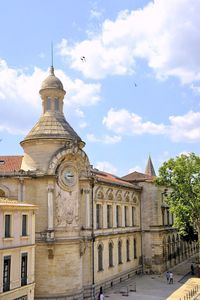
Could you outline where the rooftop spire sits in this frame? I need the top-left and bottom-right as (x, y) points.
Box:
(50, 41), (54, 75)
(145, 155), (156, 176)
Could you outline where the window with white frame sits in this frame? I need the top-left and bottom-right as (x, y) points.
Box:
(5, 214), (11, 238)
(22, 214), (28, 236)
(3, 256), (11, 292)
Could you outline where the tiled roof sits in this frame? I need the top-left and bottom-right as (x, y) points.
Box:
(92, 169), (140, 188)
(0, 156), (23, 172)
(145, 155), (156, 176)
(122, 171), (155, 182)
(22, 112), (83, 144)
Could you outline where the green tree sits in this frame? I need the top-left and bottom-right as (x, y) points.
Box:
(156, 153), (200, 261)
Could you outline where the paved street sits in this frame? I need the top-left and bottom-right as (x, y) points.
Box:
(104, 255), (200, 300)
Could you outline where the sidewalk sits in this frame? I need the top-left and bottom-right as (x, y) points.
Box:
(104, 255), (200, 300)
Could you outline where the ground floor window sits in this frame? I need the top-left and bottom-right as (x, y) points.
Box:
(14, 296), (28, 300)
(3, 256), (11, 292)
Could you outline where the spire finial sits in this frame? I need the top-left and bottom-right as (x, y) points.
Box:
(50, 41), (54, 75)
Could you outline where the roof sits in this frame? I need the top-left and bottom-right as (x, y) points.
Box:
(0, 197), (37, 209)
(21, 112), (83, 143)
(92, 169), (141, 189)
(0, 156), (23, 172)
(122, 171), (155, 183)
(40, 66), (64, 91)
(145, 155), (156, 176)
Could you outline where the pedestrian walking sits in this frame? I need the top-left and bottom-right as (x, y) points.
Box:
(169, 271), (173, 284)
(99, 287), (105, 300)
(165, 271), (170, 283)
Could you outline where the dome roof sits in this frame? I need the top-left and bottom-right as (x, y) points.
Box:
(40, 66), (64, 91)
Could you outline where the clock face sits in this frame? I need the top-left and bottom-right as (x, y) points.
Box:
(64, 169), (75, 185)
(61, 166), (77, 188)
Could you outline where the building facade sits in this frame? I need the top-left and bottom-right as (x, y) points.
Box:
(0, 67), (197, 299)
(0, 197), (36, 300)
(122, 157), (198, 274)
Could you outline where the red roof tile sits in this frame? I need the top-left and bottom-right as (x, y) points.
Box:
(92, 169), (139, 188)
(0, 156), (23, 172)
(122, 171), (155, 182)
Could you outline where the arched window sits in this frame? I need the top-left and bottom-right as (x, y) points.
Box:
(109, 242), (113, 267)
(46, 97), (51, 111)
(168, 236), (171, 260)
(0, 189), (5, 197)
(132, 207), (135, 226)
(96, 204), (102, 229)
(98, 244), (103, 271)
(116, 205), (121, 227)
(134, 238), (137, 259)
(54, 97), (59, 111)
(126, 239), (130, 261)
(124, 206), (128, 227)
(118, 240), (122, 264)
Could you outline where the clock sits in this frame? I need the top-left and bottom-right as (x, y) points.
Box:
(63, 169), (75, 186)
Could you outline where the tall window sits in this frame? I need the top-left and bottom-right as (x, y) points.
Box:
(21, 253), (28, 286)
(3, 256), (11, 292)
(98, 244), (103, 271)
(22, 215), (27, 236)
(96, 204), (101, 229)
(118, 240), (122, 264)
(126, 239), (130, 261)
(107, 205), (112, 228)
(134, 238), (137, 259)
(116, 205), (120, 227)
(46, 97), (51, 111)
(167, 209), (170, 225)
(132, 207), (135, 226)
(109, 242), (113, 267)
(125, 206), (128, 227)
(54, 97), (59, 111)
(5, 214), (11, 238)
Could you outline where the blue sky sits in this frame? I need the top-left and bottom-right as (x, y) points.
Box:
(1, 0), (200, 176)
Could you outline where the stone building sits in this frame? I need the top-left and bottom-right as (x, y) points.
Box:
(0, 197), (36, 300)
(122, 156), (197, 274)
(0, 66), (197, 299)
(0, 66), (143, 299)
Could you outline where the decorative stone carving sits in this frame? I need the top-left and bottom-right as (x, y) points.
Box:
(55, 185), (79, 227)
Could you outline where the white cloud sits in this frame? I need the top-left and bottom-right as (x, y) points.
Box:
(58, 0), (200, 84)
(169, 111), (200, 142)
(87, 133), (121, 144)
(102, 108), (200, 143)
(0, 59), (101, 134)
(95, 161), (117, 174)
(103, 108), (165, 135)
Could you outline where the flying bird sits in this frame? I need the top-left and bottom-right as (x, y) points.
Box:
(134, 82), (137, 87)
(80, 56), (86, 62)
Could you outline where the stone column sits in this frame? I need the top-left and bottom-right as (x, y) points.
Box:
(103, 203), (107, 228)
(18, 178), (24, 202)
(47, 184), (54, 230)
(85, 190), (90, 228)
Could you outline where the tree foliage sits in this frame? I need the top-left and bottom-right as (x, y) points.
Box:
(156, 153), (200, 237)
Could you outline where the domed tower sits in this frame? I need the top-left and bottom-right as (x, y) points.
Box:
(20, 67), (91, 299)
(20, 66), (85, 172)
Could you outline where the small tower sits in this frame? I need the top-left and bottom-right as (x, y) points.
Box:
(20, 66), (85, 171)
(145, 155), (156, 176)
